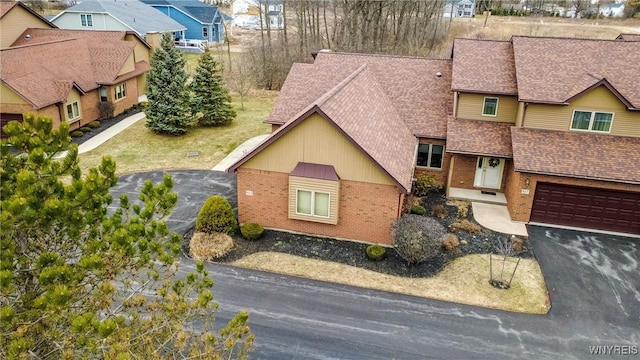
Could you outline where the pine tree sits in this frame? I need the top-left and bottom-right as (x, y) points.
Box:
(146, 32), (191, 135)
(0, 115), (254, 359)
(190, 49), (237, 126)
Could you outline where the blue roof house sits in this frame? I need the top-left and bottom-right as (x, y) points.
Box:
(140, 0), (226, 43)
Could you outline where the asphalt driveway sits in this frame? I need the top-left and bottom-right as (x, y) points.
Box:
(109, 170), (237, 235)
(528, 226), (639, 332)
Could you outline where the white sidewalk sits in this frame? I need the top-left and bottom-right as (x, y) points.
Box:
(78, 112), (145, 154)
(212, 134), (270, 171)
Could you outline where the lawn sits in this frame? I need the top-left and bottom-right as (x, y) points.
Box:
(78, 90), (275, 175)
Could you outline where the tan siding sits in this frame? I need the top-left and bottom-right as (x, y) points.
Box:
(0, 6), (53, 48)
(117, 53), (136, 76)
(243, 113), (395, 186)
(288, 177), (339, 224)
(524, 86), (640, 137)
(0, 83), (28, 104)
(64, 89), (83, 125)
(457, 93), (518, 123)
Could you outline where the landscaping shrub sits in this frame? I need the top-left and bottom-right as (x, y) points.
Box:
(391, 214), (446, 264)
(442, 234), (459, 252)
(70, 130), (84, 138)
(511, 236), (525, 252)
(79, 126), (92, 133)
(240, 222), (264, 240)
(401, 194), (421, 215)
(410, 205), (426, 215)
(448, 199), (470, 219)
(189, 232), (234, 260)
(366, 244), (386, 261)
(412, 174), (438, 196)
(88, 121), (101, 129)
(449, 219), (482, 234)
(140, 101), (149, 107)
(98, 101), (115, 119)
(430, 204), (448, 219)
(195, 195), (238, 235)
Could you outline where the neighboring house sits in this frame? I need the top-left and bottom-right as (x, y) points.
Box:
(599, 3), (625, 17)
(0, 1), (56, 48)
(0, 27), (152, 138)
(231, 0), (282, 29)
(228, 36), (640, 244)
(443, 0), (475, 18)
(50, 0), (186, 40)
(140, 0), (226, 43)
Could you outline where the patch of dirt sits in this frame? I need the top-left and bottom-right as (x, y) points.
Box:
(182, 189), (534, 279)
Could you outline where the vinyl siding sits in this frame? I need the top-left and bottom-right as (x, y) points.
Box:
(288, 176), (339, 225)
(117, 52), (136, 76)
(457, 93), (518, 123)
(0, 83), (28, 104)
(242, 113), (395, 186)
(524, 86), (640, 137)
(0, 6), (54, 48)
(64, 89), (83, 123)
(125, 33), (151, 63)
(52, 12), (131, 32)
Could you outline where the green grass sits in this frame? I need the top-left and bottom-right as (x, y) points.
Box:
(78, 91), (275, 175)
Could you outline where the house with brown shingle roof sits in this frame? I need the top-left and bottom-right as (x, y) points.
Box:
(1, 20), (152, 138)
(0, 1), (56, 48)
(228, 34), (640, 243)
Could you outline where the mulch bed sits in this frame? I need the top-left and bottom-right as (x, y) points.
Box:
(71, 105), (144, 146)
(182, 190), (534, 278)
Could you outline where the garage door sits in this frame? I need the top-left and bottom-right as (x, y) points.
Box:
(531, 183), (640, 235)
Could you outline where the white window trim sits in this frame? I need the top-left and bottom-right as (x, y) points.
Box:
(115, 83), (126, 101)
(482, 96), (499, 117)
(295, 189), (330, 218)
(570, 109), (614, 133)
(66, 101), (80, 123)
(202, 27), (208, 38)
(80, 14), (93, 27)
(415, 143), (444, 170)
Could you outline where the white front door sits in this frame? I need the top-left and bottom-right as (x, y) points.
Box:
(474, 157), (504, 189)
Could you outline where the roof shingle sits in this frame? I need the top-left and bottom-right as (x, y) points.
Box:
(451, 38), (517, 95)
(2, 29), (149, 108)
(512, 36), (640, 108)
(446, 118), (513, 157)
(511, 127), (640, 184)
(268, 52), (453, 139)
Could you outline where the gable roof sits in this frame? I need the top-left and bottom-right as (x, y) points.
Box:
(140, 0), (221, 24)
(268, 52), (453, 139)
(51, 0), (185, 35)
(616, 33), (640, 42)
(229, 65), (417, 193)
(511, 127), (640, 185)
(451, 38), (517, 95)
(1, 28), (150, 108)
(0, 1), (56, 27)
(511, 36), (640, 109)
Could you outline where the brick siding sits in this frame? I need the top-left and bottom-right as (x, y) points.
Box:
(449, 154), (477, 189)
(237, 167), (402, 244)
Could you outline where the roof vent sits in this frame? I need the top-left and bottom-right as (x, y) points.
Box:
(25, 34), (31, 40)
(435, 72), (442, 78)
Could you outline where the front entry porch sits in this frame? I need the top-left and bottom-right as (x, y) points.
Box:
(447, 187), (506, 205)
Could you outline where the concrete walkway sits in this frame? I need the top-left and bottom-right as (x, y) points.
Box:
(211, 134), (270, 171)
(472, 202), (528, 237)
(78, 112), (145, 154)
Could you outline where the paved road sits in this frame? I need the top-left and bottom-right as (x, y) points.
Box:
(112, 171), (640, 359)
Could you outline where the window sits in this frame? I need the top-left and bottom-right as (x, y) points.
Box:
(482, 97), (498, 116)
(115, 83), (126, 100)
(80, 14), (93, 27)
(66, 101), (80, 122)
(416, 144), (444, 169)
(202, 27), (208, 38)
(571, 110), (613, 132)
(296, 190), (330, 218)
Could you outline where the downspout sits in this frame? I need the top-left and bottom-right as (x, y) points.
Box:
(522, 102), (528, 127)
(446, 155), (455, 198)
